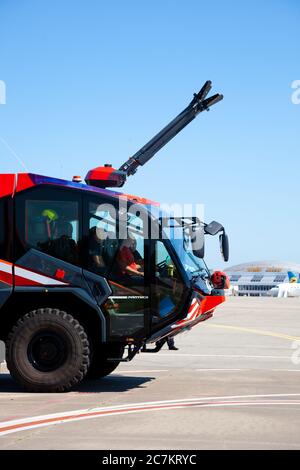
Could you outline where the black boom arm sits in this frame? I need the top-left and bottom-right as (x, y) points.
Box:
(119, 81), (223, 177)
(85, 81), (223, 189)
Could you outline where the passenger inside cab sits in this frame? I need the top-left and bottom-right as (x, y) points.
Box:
(28, 208), (78, 264)
(51, 220), (78, 264)
(88, 226), (107, 271)
(115, 236), (144, 284)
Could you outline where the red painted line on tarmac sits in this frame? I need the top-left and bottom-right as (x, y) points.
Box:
(1, 399), (300, 436)
(2, 403), (197, 433)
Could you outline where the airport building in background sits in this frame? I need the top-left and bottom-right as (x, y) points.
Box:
(226, 261), (300, 297)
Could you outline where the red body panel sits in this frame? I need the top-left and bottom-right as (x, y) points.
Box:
(15, 173), (35, 193)
(0, 174), (16, 197)
(171, 294), (225, 332)
(0, 259), (68, 287)
(200, 294), (226, 314)
(0, 271), (13, 285)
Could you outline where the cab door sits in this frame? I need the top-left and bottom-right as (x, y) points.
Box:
(83, 195), (151, 342)
(150, 239), (187, 332)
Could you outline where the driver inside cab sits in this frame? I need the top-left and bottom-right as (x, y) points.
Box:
(116, 236), (144, 282)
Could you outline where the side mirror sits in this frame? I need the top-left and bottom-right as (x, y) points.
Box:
(205, 220), (223, 236)
(192, 226), (205, 259)
(219, 232), (229, 262)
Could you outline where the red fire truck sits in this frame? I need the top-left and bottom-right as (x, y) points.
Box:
(0, 81), (229, 392)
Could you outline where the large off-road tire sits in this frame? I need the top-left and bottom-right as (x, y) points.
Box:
(87, 343), (124, 379)
(6, 308), (90, 393)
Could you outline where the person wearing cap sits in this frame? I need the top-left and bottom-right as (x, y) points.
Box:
(41, 208), (58, 239)
(39, 208), (78, 264)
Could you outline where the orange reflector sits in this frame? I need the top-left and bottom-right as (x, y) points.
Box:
(72, 176), (82, 183)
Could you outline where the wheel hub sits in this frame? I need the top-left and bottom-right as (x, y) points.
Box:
(27, 331), (68, 372)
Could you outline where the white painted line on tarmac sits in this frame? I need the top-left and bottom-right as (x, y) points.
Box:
(196, 368), (300, 372)
(1, 393), (300, 437)
(161, 354), (291, 359)
(116, 369), (168, 374)
(1, 400), (300, 437)
(196, 369), (244, 371)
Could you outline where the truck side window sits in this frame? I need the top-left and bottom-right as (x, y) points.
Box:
(16, 189), (81, 266)
(26, 200), (79, 264)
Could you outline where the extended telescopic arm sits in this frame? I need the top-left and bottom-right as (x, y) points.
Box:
(119, 81), (223, 177)
(85, 81), (223, 188)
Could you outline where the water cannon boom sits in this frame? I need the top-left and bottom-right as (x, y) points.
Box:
(85, 81), (223, 188)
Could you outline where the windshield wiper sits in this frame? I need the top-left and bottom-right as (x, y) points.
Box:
(190, 269), (209, 283)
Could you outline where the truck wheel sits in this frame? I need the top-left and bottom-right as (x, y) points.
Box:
(87, 344), (124, 379)
(6, 308), (90, 393)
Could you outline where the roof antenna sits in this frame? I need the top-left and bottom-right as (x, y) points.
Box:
(0, 136), (29, 171)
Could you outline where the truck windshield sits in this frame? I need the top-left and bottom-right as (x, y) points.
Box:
(170, 233), (209, 279)
(146, 205), (209, 279)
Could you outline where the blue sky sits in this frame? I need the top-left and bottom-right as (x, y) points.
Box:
(0, 0), (299, 268)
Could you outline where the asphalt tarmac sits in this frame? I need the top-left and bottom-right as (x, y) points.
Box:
(0, 297), (300, 450)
